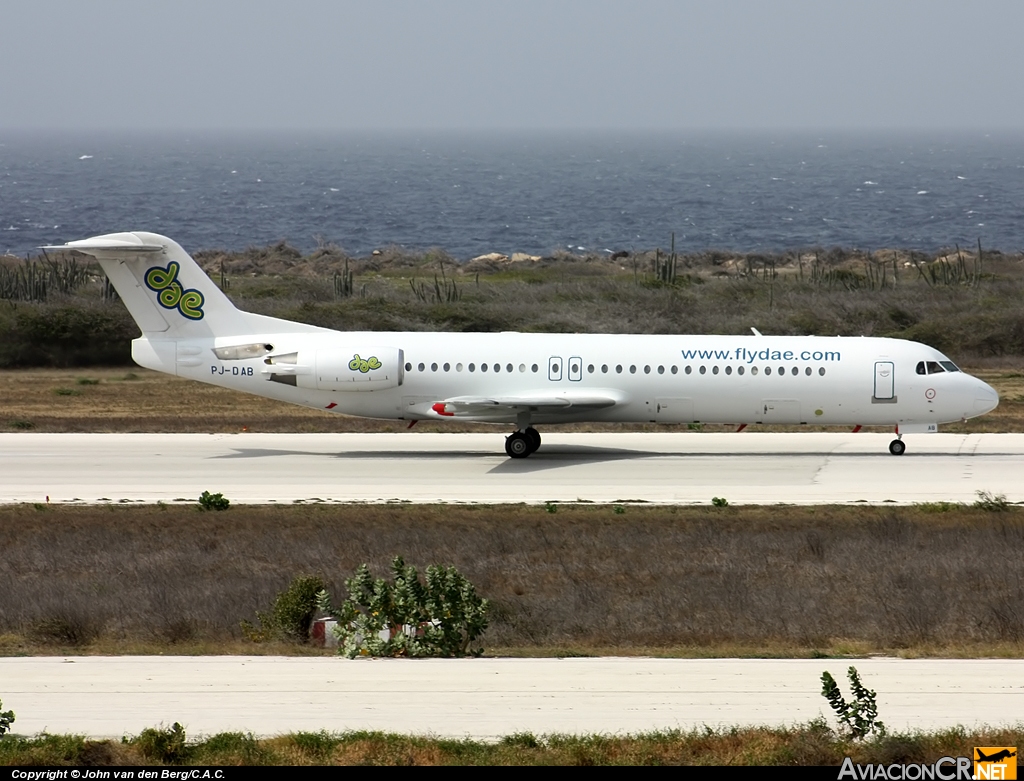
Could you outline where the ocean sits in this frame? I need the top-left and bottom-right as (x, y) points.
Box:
(1, 130), (1022, 258)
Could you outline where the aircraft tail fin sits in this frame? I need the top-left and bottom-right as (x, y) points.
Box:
(44, 231), (254, 339)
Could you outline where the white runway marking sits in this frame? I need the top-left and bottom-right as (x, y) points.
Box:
(1, 432), (1022, 504)
(2, 657), (1021, 739)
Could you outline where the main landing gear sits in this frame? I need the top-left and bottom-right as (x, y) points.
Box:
(505, 426), (541, 459)
(889, 437), (906, 456)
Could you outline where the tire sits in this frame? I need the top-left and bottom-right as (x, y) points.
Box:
(889, 439), (906, 456)
(525, 427), (541, 453)
(505, 432), (531, 458)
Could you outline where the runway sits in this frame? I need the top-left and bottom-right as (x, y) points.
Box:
(1, 432), (1022, 504)
(2, 656), (1021, 739)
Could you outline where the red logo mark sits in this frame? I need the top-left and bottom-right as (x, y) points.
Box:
(325, 402), (337, 409)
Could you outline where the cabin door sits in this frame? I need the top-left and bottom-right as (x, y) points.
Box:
(874, 361), (895, 400)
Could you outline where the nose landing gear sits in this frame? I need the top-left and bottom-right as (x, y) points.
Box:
(889, 437), (906, 456)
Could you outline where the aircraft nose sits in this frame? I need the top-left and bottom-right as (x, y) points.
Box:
(974, 380), (999, 414)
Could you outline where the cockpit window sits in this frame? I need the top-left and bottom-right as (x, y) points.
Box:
(918, 360), (951, 374)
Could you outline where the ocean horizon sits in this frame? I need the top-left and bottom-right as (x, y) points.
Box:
(2, 129), (1022, 259)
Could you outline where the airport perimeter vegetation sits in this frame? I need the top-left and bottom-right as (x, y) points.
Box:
(2, 243), (1023, 765)
(1, 723), (1022, 766)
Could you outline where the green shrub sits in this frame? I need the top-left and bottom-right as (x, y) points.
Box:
(820, 666), (885, 739)
(712, 496), (729, 507)
(198, 491), (230, 511)
(317, 556), (489, 658)
(0, 699), (14, 736)
(0, 303), (136, 368)
(126, 722), (190, 763)
(974, 490), (1010, 512)
(241, 574), (327, 643)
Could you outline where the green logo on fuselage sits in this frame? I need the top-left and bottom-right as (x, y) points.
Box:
(144, 262), (205, 320)
(349, 354), (382, 373)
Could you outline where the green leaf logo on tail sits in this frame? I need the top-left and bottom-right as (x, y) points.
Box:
(144, 262), (205, 320)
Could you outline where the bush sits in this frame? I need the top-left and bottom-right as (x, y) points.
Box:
(198, 491), (230, 511)
(317, 556), (489, 658)
(241, 574), (327, 643)
(0, 303), (136, 368)
(127, 722), (190, 764)
(0, 699), (13, 736)
(820, 666), (885, 739)
(974, 490), (1010, 512)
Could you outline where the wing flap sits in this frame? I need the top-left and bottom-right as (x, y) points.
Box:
(435, 390), (622, 416)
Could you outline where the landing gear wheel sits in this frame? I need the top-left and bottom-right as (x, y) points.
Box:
(524, 427), (541, 454)
(505, 431), (532, 459)
(889, 439), (906, 456)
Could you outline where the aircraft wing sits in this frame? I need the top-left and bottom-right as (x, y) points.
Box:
(434, 390), (622, 416)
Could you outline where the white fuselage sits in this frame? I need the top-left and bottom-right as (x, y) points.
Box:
(140, 330), (999, 429)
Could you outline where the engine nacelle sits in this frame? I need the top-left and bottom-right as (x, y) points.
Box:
(310, 346), (404, 391)
(263, 346), (404, 391)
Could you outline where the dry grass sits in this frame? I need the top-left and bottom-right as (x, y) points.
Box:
(2, 365), (1022, 433)
(0, 504), (1022, 657)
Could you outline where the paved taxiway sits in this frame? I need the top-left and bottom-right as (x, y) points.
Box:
(3, 657), (1021, 738)
(1, 432), (1021, 504)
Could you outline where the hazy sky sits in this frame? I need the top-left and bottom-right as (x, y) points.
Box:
(4, 0), (1023, 131)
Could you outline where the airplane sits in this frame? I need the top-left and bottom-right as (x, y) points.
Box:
(976, 750), (1016, 763)
(44, 231), (999, 459)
